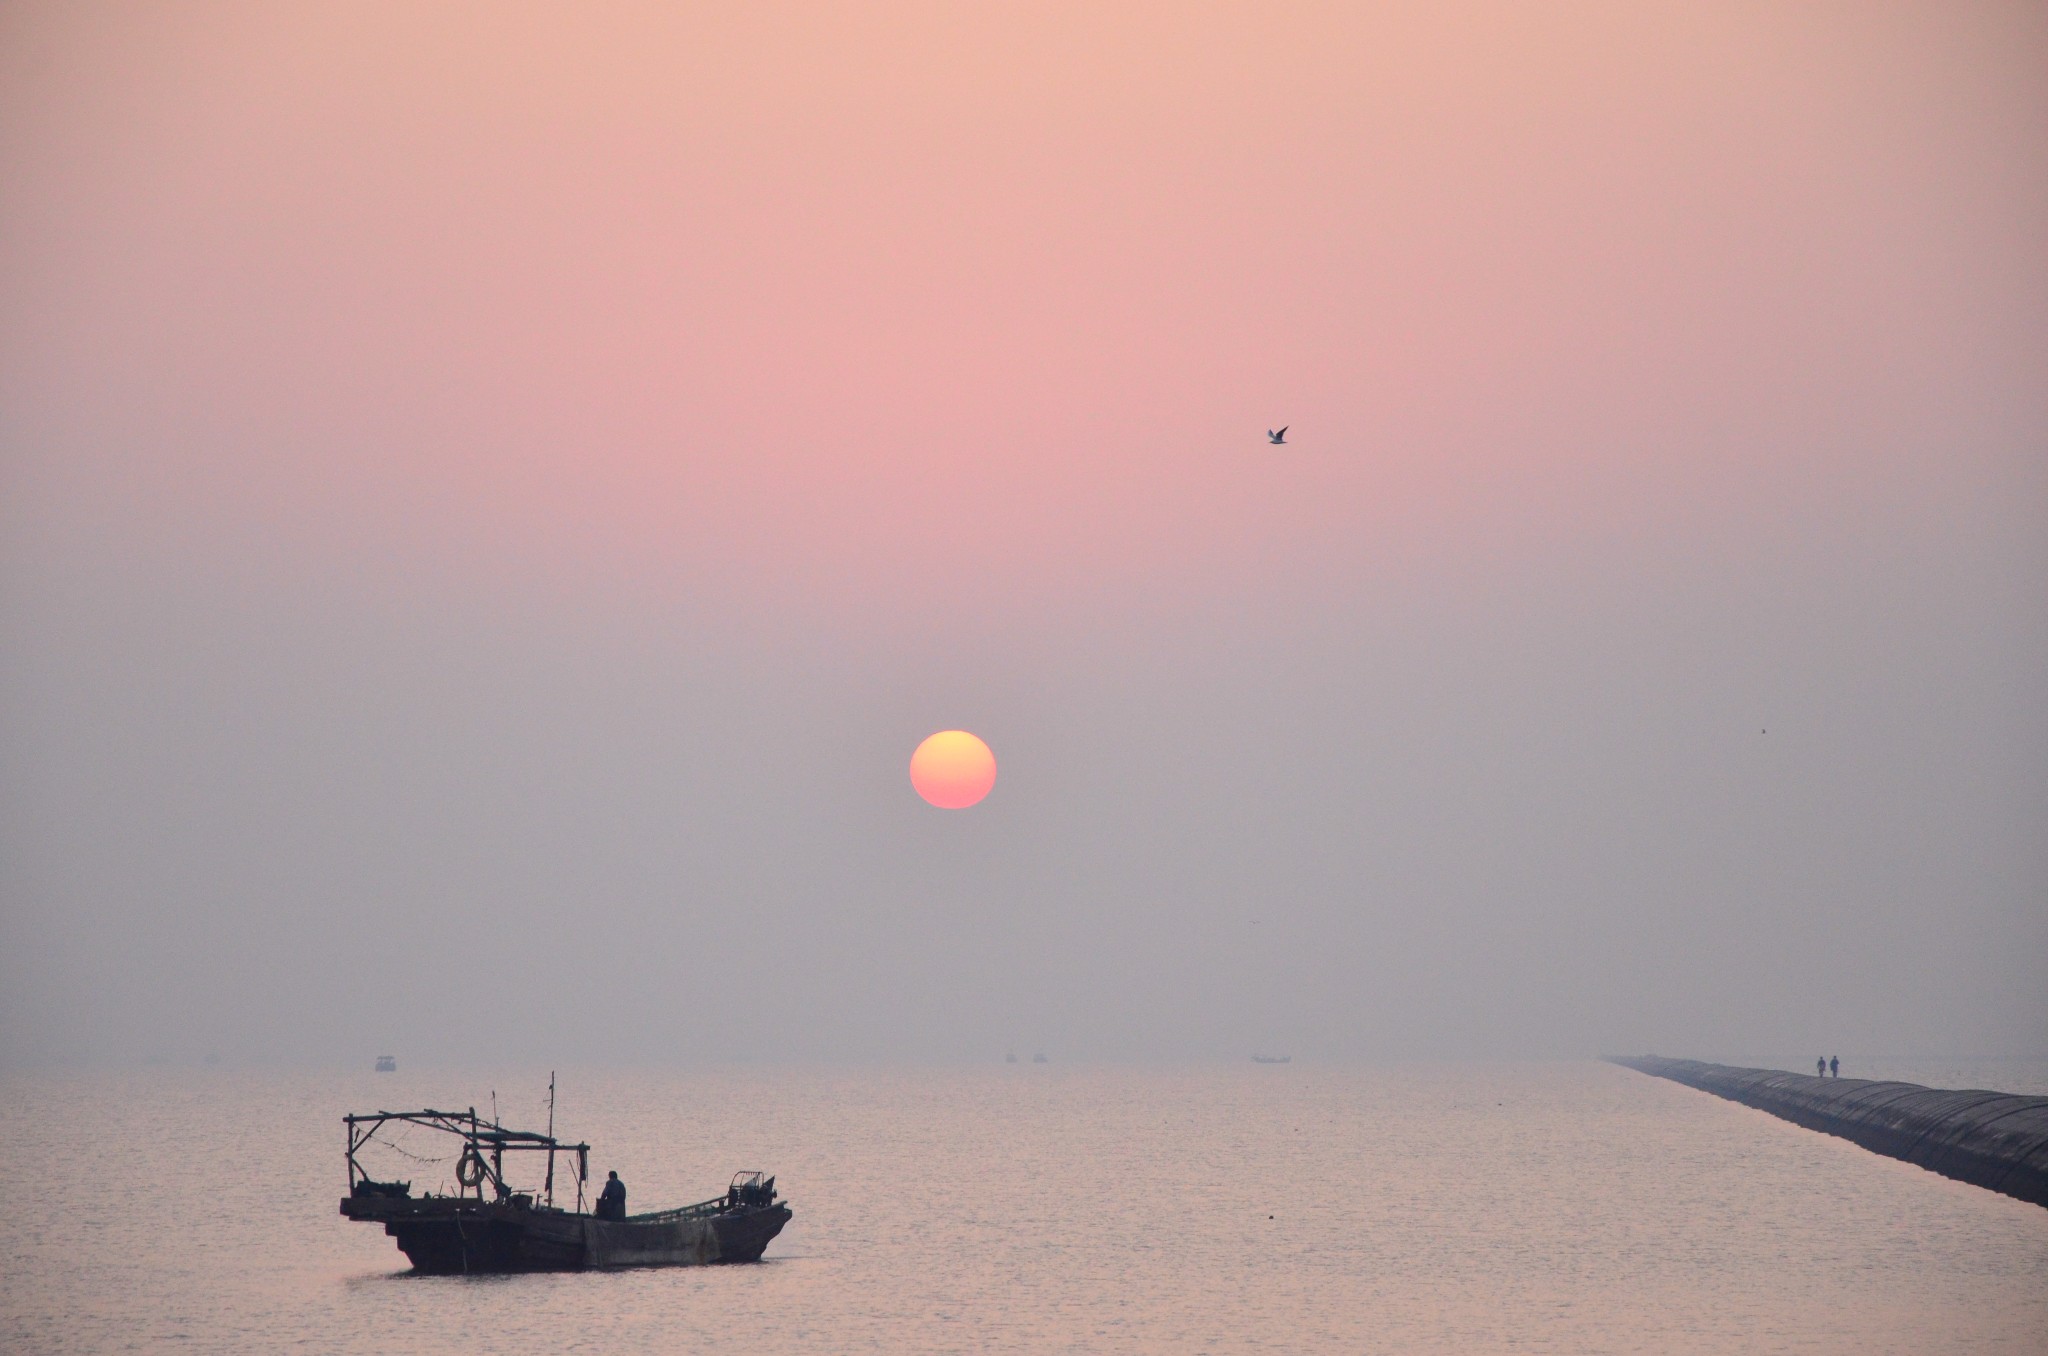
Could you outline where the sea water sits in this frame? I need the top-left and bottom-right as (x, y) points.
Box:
(2, 1061), (2044, 1353)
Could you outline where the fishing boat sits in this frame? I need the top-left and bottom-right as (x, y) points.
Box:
(338, 1089), (790, 1274)
(374, 1055), (397, 1073)
(1251, 1054), (1291, 1064)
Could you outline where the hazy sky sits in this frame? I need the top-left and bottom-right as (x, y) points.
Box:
(3, 1), (2043, 1067)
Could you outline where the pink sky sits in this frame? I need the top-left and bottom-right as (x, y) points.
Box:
(7, 1), (2040, 629)
(1, 3), (2043, 1065)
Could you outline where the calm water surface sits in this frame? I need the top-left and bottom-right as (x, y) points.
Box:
(3, 1061), (2044, 1353)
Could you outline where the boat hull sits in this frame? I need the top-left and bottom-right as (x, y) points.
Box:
(341, 1196), (792, 1274)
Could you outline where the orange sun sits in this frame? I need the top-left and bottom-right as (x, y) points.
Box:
(909, 730), (997, 809)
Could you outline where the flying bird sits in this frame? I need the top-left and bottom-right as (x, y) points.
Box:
(1267, 426), (1288, 445)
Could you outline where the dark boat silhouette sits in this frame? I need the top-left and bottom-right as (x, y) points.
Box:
(338, 1096), (789, 1273)
(374, 1055), (397, 1073)
(1251, 1054), (1291, 1064)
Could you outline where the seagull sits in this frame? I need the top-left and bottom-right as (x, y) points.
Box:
(1267, 426), (1288, 445)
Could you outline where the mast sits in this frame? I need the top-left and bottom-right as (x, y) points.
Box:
(544, 1071), (557, 1207)
(488, 1094), (503, 1200)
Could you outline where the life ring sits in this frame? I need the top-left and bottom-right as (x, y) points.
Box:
(456, 1148), (487, 1189)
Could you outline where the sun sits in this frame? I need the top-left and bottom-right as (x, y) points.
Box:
(909, 730), (997, 809)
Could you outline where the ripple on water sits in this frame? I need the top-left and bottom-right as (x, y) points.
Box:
(2, 1062), (2045, 1354)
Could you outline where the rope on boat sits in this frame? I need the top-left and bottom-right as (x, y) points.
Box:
(379, 1141), (454, 1166)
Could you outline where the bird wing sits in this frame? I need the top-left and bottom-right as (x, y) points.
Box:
(1274, 426), (1287, 440)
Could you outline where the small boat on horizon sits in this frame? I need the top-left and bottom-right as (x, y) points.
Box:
(1033, 1052), (1049, 1063)
(1251, 1054), (1291, 1064)
(374, 1055), (397, 1073)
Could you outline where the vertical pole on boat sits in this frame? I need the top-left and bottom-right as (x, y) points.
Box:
(544, 1071), (557, 1207)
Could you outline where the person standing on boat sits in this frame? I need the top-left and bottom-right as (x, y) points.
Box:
(597, 1171), (626, 1220)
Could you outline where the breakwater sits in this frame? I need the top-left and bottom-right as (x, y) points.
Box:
(1609, 1056), (2048, 1209)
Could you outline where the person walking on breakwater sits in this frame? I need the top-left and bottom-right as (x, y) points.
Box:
(1817, 1056), (1827, 1077)
(597, 1171), (626, 1220)
(1830, 1056), (1839, 1078)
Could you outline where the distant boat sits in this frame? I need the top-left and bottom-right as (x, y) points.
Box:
(375, 1055), (398, 1073)
(1251, 1054), (1291, 1064)
(1005, 1051), (1019, 1063)
(1033, 1052), (1049, 1064)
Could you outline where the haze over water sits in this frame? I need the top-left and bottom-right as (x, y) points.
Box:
(4, 1062), (2046, 1354)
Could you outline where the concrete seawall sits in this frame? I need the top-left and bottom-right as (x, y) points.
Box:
(1609, 1056), (2048, 1210)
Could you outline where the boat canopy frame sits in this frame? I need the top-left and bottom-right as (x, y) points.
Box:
(344, 1107), (590, 1209)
